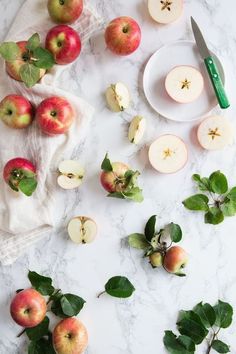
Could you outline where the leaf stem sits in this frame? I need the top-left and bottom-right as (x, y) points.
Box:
(47, 289), (61, 305)
(97, 291), (106, 298)
(206, 328), (220, 354)
(17, 328), (26, 338)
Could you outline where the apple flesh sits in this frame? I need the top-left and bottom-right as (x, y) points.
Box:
(53, 317), (88, 354)
(57, 160), (84, 189)
(128, 116), (146, 144)
(163, 246), (188, 275)
(149, 252), (163, 267)
(105, 16), (141, 56)
(148, 0), (183, 24)
(105, 82), (130, 112)
(45, 25), (81, 65)
(197, 115), (233, 150)
(68, 216), (97, 244)
(47, 0), (83, 24)
(165, 66), (204, 103)
(100, 162), (129, 193)
(149, 135), (188, 174)
(36, 96), (75, 135)
(10, 289), (47, 328)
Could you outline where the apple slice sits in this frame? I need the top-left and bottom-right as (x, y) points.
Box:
(197, 115), (234, 150)
(165, 66), (204, 103)
(149, 135), (188, 173)
(128, 116), (146, 144)
(68, 216), (97, 244)
(57, 160), (84, 190)
(105, 82), (130, 112)
(148, 0), (183, 24)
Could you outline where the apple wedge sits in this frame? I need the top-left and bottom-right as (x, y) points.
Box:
(197, 115), (234, 150)
(149, 135), (188, 173)
(148, 0), (183, 24)
(105, 82), (130, 112)
(57, 160), (84, 190)
(128, 116), (146, 144)
(165, 66), (204, 103)
(68, 216), (97, 244)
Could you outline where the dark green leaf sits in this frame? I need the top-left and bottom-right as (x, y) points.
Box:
(20, 63), (41, 87)
(169, 223), (182, 243)
(0, 42), (20, 61)
(182, 194), (209, 211)
(101, 153), (113, 171)
(209, 171), (228, 194)
(33, 47), (55, 69)
(28, 335), (56, 354)
(193, 302), (216, 328)
(19, 177), (37, 196)
(51, 294), (64, 318)
(214, 300), (233, 329)
(227, 187), (236, 201)
(177, 310), (208, 344)
(221, 199), (236, 217)
(105, 276), (135, 298)
(27, 33), (40, 51)
(211, 340), (230, 353)
(205, 207), (224, 225)
(163, 331), (195, 354)
(193, 174), (211, 192)
(60, 293), (86, 317)
(26, 317), (49, 341)
(144, 215), (157, 242)
(28, 271), (54, 296)
(128, 233), (149, 250)
(107, 192), (125, 199)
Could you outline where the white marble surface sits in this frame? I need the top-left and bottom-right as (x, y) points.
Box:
(1, 0), (236, 353)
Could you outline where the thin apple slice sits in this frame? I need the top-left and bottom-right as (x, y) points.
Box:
(149, 135), (188, 173)
(105, 82), (130, 112)
(57, 160), (84, 190)
(68, 216), (97, 244)
(148, 0), (183, 24)
(197, 115), (234, 150)
(165, 66), (204, 103)
(128, 116), (146, 144)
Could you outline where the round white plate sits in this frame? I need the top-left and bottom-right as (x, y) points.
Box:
(143, 40), (225, 122)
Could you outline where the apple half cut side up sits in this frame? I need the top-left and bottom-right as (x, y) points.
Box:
(128, 116), (146, 144)
(148, 0), (183, 24)
(57, 160), (85, 189)
(105, 82), (130, 112)
(68, 216), (97, 244)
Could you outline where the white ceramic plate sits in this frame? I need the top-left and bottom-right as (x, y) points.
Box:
(143, 40), (225, 122)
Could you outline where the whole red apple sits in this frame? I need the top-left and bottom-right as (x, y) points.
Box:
(100, 162), (129, 193)
(53, 317), (88, 354)
(47, 0), (83, 24)
(105, 16), (141, 56)
(163, 246), (188, 275)
(36, 96), (75, 135)
(5, 41), (46, 82)
(0, 94), (34, 129)
(10, 289), (47, 328)
(45, 25), (81, 65)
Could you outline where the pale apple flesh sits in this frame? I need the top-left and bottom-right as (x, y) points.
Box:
(197, 115), (234, 150)
(100, 162), (129, 193)
(105, 82), (130, 112)
(47, 0), (83, 24)
(149, 135), (188, 174)
(68, 216), (97, 244)
(128, 116), (146, 144)
(148, 0), (183, 24)
(163, 246), (188, 275)
(165, 66), (204, 103)
(57, 160), (84, 189)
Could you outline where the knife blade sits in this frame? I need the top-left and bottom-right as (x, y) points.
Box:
(191, 16), (230, 109)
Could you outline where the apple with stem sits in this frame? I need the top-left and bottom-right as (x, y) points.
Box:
(47, 0), (83, 24)
(68, 216), (97, 244)
(100, 162), (129, 193)
(163, 246), (188, 276)
(148, 0), (183, 24)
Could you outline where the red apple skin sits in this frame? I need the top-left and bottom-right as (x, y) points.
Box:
(47, 0), (83, 24)
(105, 16), (141, 56)
(10, 289), (47, 328)
(36, 96), (75, 135)
(45, 25), (81, 65)
(5, 41), (46, 82)
(164, 246), (188, 274)
(0, 95), (34, 129)
(3, 157), (36, 191)
(100, 162), (129, 193)
(53, 317), (88, 354)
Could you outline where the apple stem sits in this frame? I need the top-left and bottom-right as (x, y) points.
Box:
(17, 328), (26, 338)
(97, 291), (106, 298)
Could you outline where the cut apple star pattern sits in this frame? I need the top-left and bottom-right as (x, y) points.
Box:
(161, 1), (172, 11)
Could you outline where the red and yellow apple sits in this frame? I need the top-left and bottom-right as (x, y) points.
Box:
(163, 246), (188, 275)
(100, 162), (129, 193)
(47, 0), (83, 24)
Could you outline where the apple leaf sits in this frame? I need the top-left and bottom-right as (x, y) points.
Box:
(128, 233), (149, 250)
(204, 207), (224, 225)
(27, 33), (40, 51)
(123, 187), (143, 203)
(182, 194), (209, 211)
(28, 271), (55, 296)
(169, 223), (182, 243)
(51, 293), (85, 318)
(213, 300), (233, 329)
(144, 215), (157, 242)
(0, 42), (20, 61)
(192, 174), (212, 192)
(177, 310), (208, 344)
(20, 63), (41, 88)
(104, 276), (135, 298)
(33, 47), (55, 69)
(226, 187), (236, 201)
(163, 331), (195, 354)
(101, 153), (113, 171)
(28, 335), (56, 354)
(211, 340), (230, 353)
(26, 316), (49, 341)
(209, 171), (228, 195)
(18, 177), (38, 196)
(221, 199), (236, 217)
(193, 302), (216, 328)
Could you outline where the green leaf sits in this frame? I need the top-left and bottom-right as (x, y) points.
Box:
(169, 223), (182, 243)
(144, 215), (157, 242)
(193, 174), (211, 192)
(101, 153), (113, 171)
(28, 335), (56, 354)
(227, 187), (236, 201)
(128, 233), (149, 250)
(205, 207), (224, 225)
(211, 340), (230, 353)
(20, 63), (41, 87)
(27, 33), (40, 51)
(214, 300), (233, 329)
(221, 199), (236, 217)
(163, 331), (195, 354)
(0, 42), (20, 61)
(193, 302), (216, 328)
(182, 194), (209, 211)
(33, 47), (55, 69)
(105, 276), (135, 298)
(177, 310), (208, 344)
(26, 317), (49, 341)
(107, 192), (125, 199)
(125, 170), (140, 189)
(123, 187), (143, 203)
(19, 177), (37, 196)
(60, 294), (86, 317)
(28, 271), (54, 296)
(209, 171), (228, 194)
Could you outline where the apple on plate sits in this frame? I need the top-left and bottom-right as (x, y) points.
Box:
(45, 25), (81, 65)
(105, 16), (141, 56)
(149, 135), (188, 174)
(148, 0), (183, 24)
(53, 317), (88, 354)
(105, 82), (130, 112)
(197, 115), (234, 150)
(47, 0), (83, 24)
(57, 160), (85, 189)
(10, 289), (47, 328)
(36, 96), (75, 135)
(165, 65), (204, 103)
(128, 116), (146, 144)
(68, 216), (97, 244)
(0, 94), (34, 129)
(163, 246), (188, 275)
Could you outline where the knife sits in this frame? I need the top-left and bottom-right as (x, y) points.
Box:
(191, 17), (230, 109)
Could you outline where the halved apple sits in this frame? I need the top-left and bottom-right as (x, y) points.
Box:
(68, 216), (97, 244)
(57, 160), (84, 190)
(148, 0), (183, 24)
(128, 116), (146, 144)
(105, 82), (130, 112)
(197, 115), (234, 150)
(165, 66), (204, 103)
(149, 134), (188, 173)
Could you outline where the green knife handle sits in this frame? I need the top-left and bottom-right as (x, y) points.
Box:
(204, 56), (230, 109)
